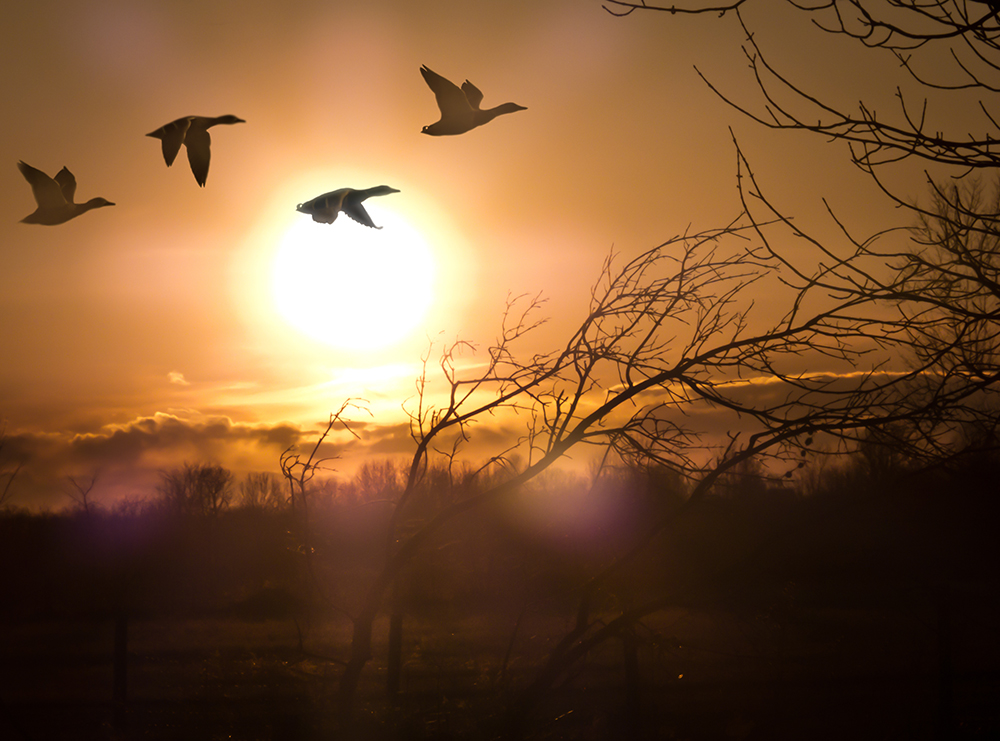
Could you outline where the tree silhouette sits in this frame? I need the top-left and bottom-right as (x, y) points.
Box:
(904, 180), (1000, 431)
(279, 400), (367, 516)
(282, 3), (1000, 721)
(236, 471), (286, 512)
(506, 6), (1000, 728)
(315, 216), (942, 713)
(66, 471), (100, 517)
(156, 462), (235, 518)
(598, 1), (1000, 460)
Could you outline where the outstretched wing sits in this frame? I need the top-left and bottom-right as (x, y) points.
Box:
(147, 117), (191, 166)
(184, 126), (212, 187)
(343, 187), (398, 228)
(461, 80), (484, 109)
(342, 200), (378, 229)
(54, 167), (77, 203)
(420, 65), (471, 117)
(17, 161), (66, 209)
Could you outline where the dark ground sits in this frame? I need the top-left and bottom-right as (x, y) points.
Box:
(3, 594), (998, 741)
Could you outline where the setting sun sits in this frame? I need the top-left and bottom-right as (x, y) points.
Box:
(272, 207), (435, 350)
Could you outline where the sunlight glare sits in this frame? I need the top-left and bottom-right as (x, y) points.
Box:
(272, 208), (435, 350)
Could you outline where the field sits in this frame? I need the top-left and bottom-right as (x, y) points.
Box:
(3, 466), (1000, 740)
(3, 591), (999, 740)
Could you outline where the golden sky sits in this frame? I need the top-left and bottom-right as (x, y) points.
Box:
(0, 1), (959, 508)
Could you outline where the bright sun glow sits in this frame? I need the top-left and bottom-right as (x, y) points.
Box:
(272, 208), (435, 350)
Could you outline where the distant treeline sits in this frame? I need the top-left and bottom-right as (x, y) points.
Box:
(2, 438), (998, 625)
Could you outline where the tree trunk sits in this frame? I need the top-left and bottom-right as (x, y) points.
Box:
(387, 610), (403, 699)
(339, 610), (375, 715)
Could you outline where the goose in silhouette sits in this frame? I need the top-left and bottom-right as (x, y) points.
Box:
(296, 186), (400, 228)
(17, 161), (115, 225)
(146, 114), (245, 186)
(419, 65), (526, 136)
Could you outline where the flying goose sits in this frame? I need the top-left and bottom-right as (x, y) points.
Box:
(17, 161), (115, 225)
(296, 186), (400, 228)
(146, 114), (245, 186)
(419, 65), (526, 136)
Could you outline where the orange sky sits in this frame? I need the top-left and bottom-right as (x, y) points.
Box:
(0, 1), (965, 509)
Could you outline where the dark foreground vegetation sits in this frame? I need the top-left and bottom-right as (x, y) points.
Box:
(2, 444), (998, 740)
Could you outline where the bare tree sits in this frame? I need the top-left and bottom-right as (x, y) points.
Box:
(66, 471), (100, 517)
(278, 401), (369, 647)
(352, 459), (402, 504)
(198, 464), (234, 518)
(595, 2), (1000, 457)
(278, 400), (368, 570)
(239, 4), (1000, 727)
(322, 214), (935, 712)
(279, 400), (367, 516)
(604, 0), (1000, 133)
(474, 7), (1000, 722)
(273, 6), (1000, 717)
(596, 0), (1000, 250)
(907, 180), (1000, 380)
(596, 1), (1000, 256)
(237, 471), (286, 512)
(156, 462), (235, 518)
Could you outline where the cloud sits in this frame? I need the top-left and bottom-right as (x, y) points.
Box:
(3, 413), (307, 511)
(167, 371), (190, 386)
(2, 369), (918, 512)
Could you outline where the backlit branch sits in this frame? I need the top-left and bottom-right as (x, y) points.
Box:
(279, 399), (368, 511)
